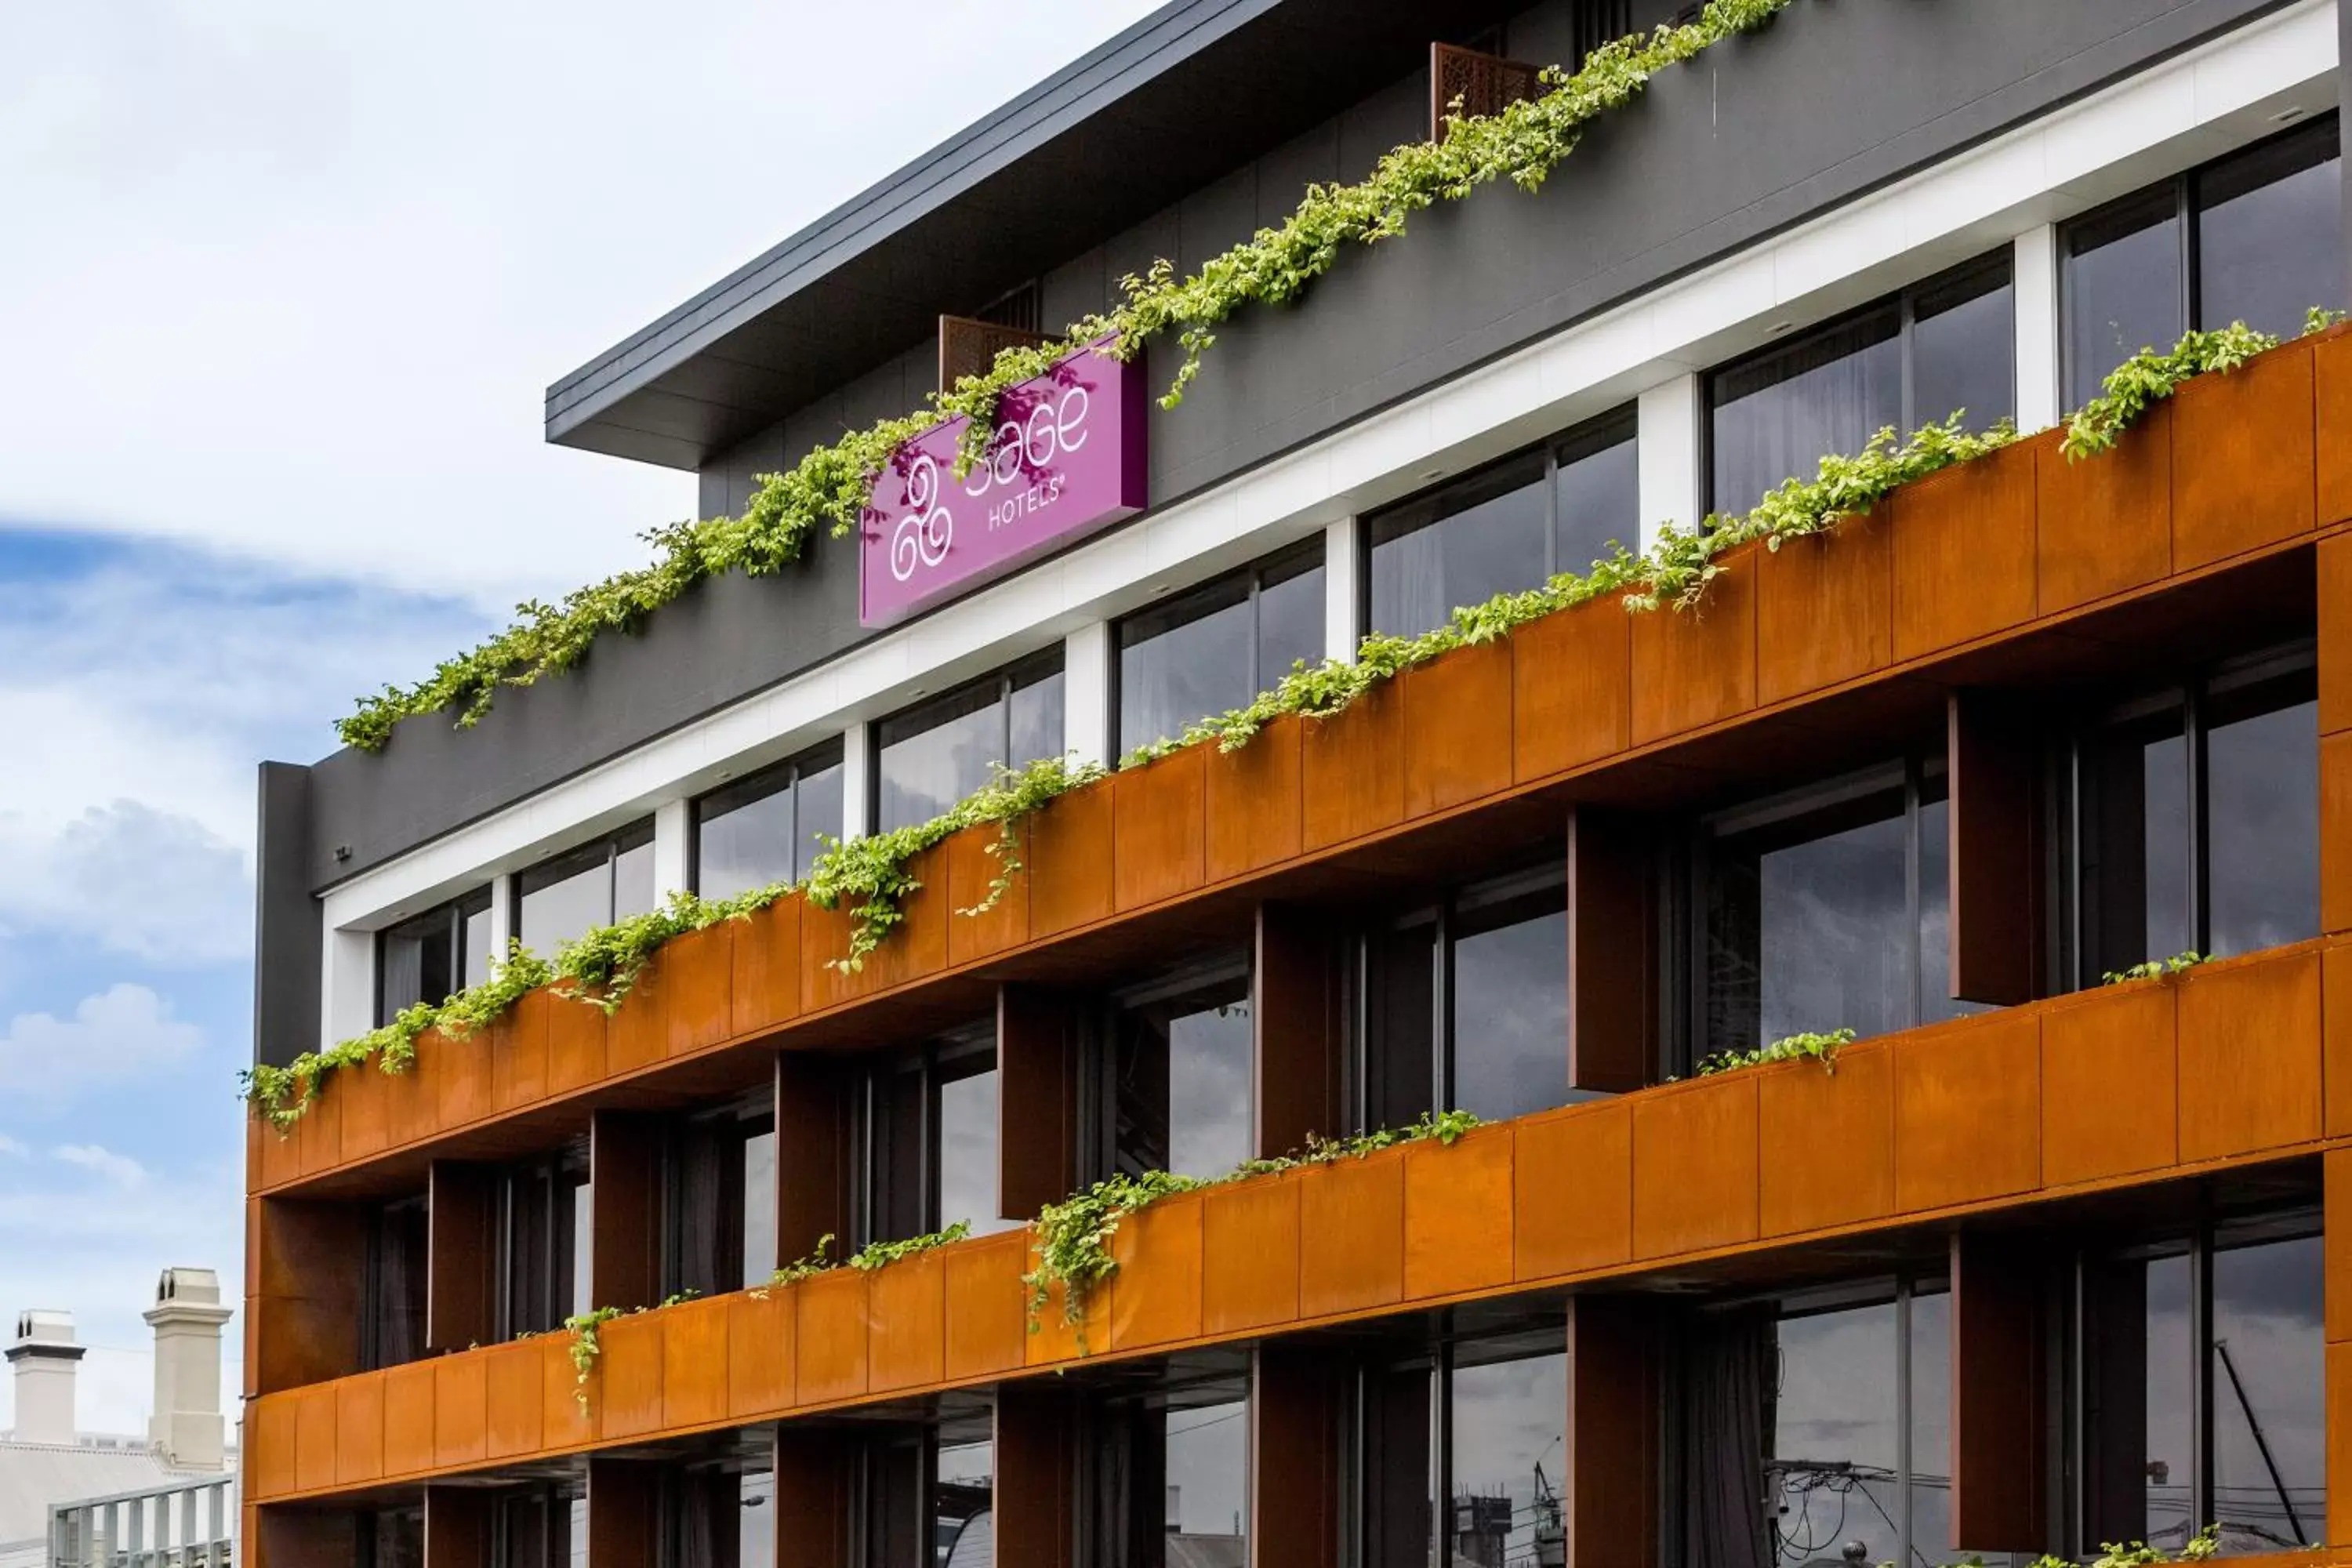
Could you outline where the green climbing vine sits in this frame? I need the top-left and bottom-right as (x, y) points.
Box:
(2103, 951), (2209, 985)
(1909, 1526), (2226, 1567)
(336, 0), (1793, 753)
(1695, 1028), (1854, 1078)
(1022, 1109), (1483, 1346)
(561, 1305), (622, 1410)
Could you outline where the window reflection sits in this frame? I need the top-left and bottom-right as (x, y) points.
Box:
(1449, 1350), (1566, 1568)
(1118, 542), (1324, 756)
(2065, 187), (2185, 410)
(1165, 1399), (1250, 1555)
(742, 1130), (775, 1286)
(877, 653), (1064, 833)
(935, 1439), (993, 1568)
(1114, 968), (1253, 1179)
(516, 820), (656, 956)
(739, 1470), (772, 1568)
(1772, 1302), (1901, 1566)
(695, 740), (845, 896)
(937, 1054), (1011, 1235)
(1368, 407), (1636, 638)
(2212, 1236), (2326, 1553)
(1452, 882), (1570, 1123)
(376, 887), (492, 1024)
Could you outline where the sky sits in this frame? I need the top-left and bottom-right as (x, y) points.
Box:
(0, 0), (1159, 1439)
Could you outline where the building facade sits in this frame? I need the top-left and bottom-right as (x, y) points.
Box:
(242, 1), (2352, 1563)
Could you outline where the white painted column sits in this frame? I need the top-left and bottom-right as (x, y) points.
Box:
(1636, 372), (1703, 547)
(487, 877), (516, 964)
(840, 722), (873, 840)
(652, 797), (693, 900)
(322, 924), (375, 1044)
(2013, 223), (2062, 433)
(1063, 619), (1114, 767)
(1323, 516), (1362, 661)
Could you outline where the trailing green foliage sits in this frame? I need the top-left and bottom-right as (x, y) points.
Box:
(848, 1221), (971, 1272)
(1125, 412), (2018, 768)
(2062, 322), (2280, 459)
(1696, 1028), (1854, 1078)
(563, 1305), (623, 1410)
(554, 883), (794, 1013)
(1023, 1111), (1483, 1347)
(804, 754), (1106, 971)
(764, 1235), (837, 1290)
(240, 942), (554, 1131)
(336, 0), (1792, 752)
(2103, 951), (2208, 985)
(1903, 1526), (2224, 1567)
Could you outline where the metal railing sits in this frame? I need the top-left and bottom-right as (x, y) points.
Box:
(48, 1476), (234, 1568)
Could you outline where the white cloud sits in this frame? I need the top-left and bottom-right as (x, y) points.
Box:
(0, 802), (252, 966)
(0, 1134), (27, 1157)
(0, 985), (205, 1110)
(52, 1144), (148, 1189)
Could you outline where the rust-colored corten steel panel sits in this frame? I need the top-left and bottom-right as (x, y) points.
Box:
(589, 1110), (664, 1314)
(1401, 639), (1515, 818)
(2176, 946), (2324, 1162)
(2327, 1149), (2352, 1346)
(1948, 691), (2042, 1007)
(1951, 1232), (2049, 1553)
(2173, 337), (2316, 571)
(1112, 746), (1207, 911)
(771, 1428), (854, 1568)
(586, 1457), (661, 1567)
(2038, 408), (2172, 613)
(1205, 712), (1303, 879)
(1299, 680), (1406, 850)
(426, 1160), (497, 1353)
(256, 344), (2352, 1203)
(1255, 903), (1345, 1156)
(2326, 731), (2352, 937)
(2318, 328), (2352, 528)
(2323, 535), (2352, 737)
(1629, 543), (1757, 743)
(1510, 587), (1629, 780)
(997, 984), (1080, 1221)
(1757, 1038), (1893, 1237)
(1755, 507), (1893, 704)
(1109, 1192), (1202, 1351)
(775, 1053), (851, 1267)
(2331, 940), (2352, 1138)
(251, 1198), (367, 1395)
(1565, 1297), (1657, 1568)
(946, 818), (1029, 964)
(424, 1487), (492, 1568)
(1891, 437), (2038, 659)
(2331, 1342), (2352, 1548)
(332, 1375), (382, 1487)
(1567, 808), (1653, 1094)
(248, 942), (2352, 1503)
(1252, 1345), (1345, 1568)
(995, 1388), (1076, 1568)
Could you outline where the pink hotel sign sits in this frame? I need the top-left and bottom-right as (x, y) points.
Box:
(858, 339), (1147, 626)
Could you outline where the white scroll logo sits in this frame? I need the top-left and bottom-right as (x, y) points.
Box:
(889, 452), (953, 583)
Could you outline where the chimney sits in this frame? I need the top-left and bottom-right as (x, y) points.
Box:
(6, 1308), (82, 1444)
(145, 1268), (230, 1470)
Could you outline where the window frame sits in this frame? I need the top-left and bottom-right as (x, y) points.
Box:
(852, 1020), (1000, 1248)
(1702, 248), (2013, 514)
(2058, 112), (2342, 403)
(1112, 536), (1324, 757)
(510, 818), (655, 953)
(869, 648), (1065, 834)
(689, 735), (846, 895)
(1359, 402), (1639, 638)
(372, 886), (492, 1026)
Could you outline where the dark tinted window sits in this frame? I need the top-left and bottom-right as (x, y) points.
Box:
(1117, 540), (1323, 756)
(1112, 966), (1253, 1180)
(1709, 253), (2012, 515)
(376, 887), (491, 1023)
(365, 1195), (427, 1370)
(2065, 186), (2185, 408)
(877, 652), (1064, 833)
(515, 820), (655, 954)
(694, 739), (845, 896)
(1367, 406), (1637, 637)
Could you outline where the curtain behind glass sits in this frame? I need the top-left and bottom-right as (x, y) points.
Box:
(1368, 458), (1547, 638)
(1710, 311), (1900, 516)
(371, 1197), (427, 1368)
(1119, 581), (1252, 756)
(879, 687), (1004, 833)
(1682, 1312), (1776, 1568)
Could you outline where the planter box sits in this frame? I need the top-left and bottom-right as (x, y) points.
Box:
(1512, 592), (1631, 782)
(1200, 1174), (1300, 1334)
(1112, 746), (1208, 912)
(728, 1283), (797, 1417)
(866, 1253), (946, 1393)
(1299, 681), (1406, 851)
(335, 1055), (390, 1161)
(2035, 414), (2169, 613)
(658, 920), (735, 1059)
(483, 1338), (544, 1460)
(1401, 639), (1515, 818)
(1891, 1010), (2041, 1212)
(943, 1231), (1029, 1382)
(1512, 1098), (1632, 1279)
(729, 896), (804, 1037)
(1629, 543), (1759, 744)
(1403, 1123), (1513, 1300)
(946, 820), (1029, 964)
(431, 1352), (488, 1468)
(1631, 1075), (1759, 1258)
(1109, 1192), (1203, 1352)
(1755, 510), (1892, 706)
(1026, 780), (1115, 939)
(795, 1270), (870, 1403)
(660, 1294), (731, 1426)
(1757, 1040), (1893, 1237)
(2038, 979), (2177, 1187)
(1203, 714), (1304, 880)
(1297, 1145), (1406, 1318)
(432, 1018), (494, 1129)
(1890, 437), (2037, 660)
(543, 993), (607, 1095)
(2172, 336), (2314, 570)
(594, 1311), (664, 1440)
(2176, 943), (2323, 1162)
(488, 992), (551, 1115)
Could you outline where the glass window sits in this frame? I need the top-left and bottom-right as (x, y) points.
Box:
(858, 1026), (1011, 1245)
(935, 1438), (993, 1567)
(493, 1486), (578, 1568)
(1710, 253), (2013, 515)
(1677, 1279), (1948, 1566)
(2071, 647), (2318, 983)
(694, 739), (845, 897)
(666, 1109), (771, 1300)
(936, 1040), (1011, 1236)
(1367, 405), (1638, 637)
(1117, 541), (1324, 756)
(1448, 1346), (1567, 1568)
(2063, 116), (2342, 406)
(1112, 965), (1254, 1180)
(496, 1153), (585, 1338)
(2081, 1221), (2325, 1557)
(364, 1507), (423, 1568)
(1084, 1376), (1251, 1566)
(1363, 859), (1584, 1130)
(1166, 1398), (1250, 1552)
(515, 819), (655, 956)
(1699, 759), (1972, 1063)
(876, 652), (1065, 834)
(364, 1194), (427, 1370)
(739, 1471), (773, 1568)
(375, 887), (492, 1024)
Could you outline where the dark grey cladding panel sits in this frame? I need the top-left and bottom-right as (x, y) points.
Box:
(304, 533), (864, 888)
(304, 0), (2284, 893)
(1142, 0), (2290, 501)
(254, 761), (320, 1067)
